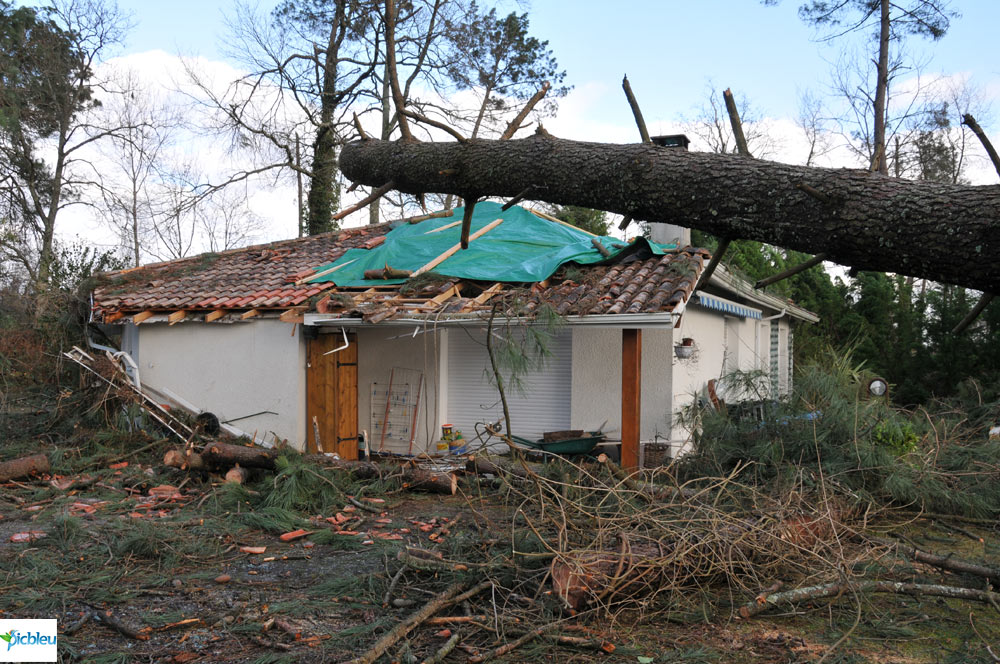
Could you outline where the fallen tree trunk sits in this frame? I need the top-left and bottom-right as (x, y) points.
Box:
(0, 454), (50, 482)
(340, 135), (1000, 292)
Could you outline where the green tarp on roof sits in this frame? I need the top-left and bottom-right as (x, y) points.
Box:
(310, 202), (676, 287)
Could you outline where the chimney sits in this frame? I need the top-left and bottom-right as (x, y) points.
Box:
(648, 134), (691, 248)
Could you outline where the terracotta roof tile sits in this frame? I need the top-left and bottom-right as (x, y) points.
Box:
(93, 223), (390, 319)
(92, 219), (707, 322)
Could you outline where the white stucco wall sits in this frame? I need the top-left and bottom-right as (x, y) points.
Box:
(355, 326), (442, 456)
(669, 305), (796, 454)
(569, 327), (674, 443)
(133, 319), (306, 447)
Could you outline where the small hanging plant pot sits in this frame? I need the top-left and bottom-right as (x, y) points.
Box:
(675, 338), (696, 359)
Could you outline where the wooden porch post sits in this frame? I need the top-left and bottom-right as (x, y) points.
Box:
(621, 329), (641, 470)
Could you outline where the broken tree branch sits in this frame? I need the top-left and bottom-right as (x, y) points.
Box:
(722, 88), (750, 157)
(952, 292), (995, 335)
(349, 580), (491, 664)
(332, 180), (396, 221)
(693, 238), (730, 293)
(754, 253), (828, 290)
(875, 537), (1000, 581)
(740, 580), (1000, 618)
(963, 114), (1000, 180)
(500, 81), (551, 141)
(621, 75), (650, 144)
(401, 109), (467, 143)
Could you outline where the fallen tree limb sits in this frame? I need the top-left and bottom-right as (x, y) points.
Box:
(339, 135), (1000, 292)
(875, 537), (1000, 581)
(397, 546), (483, 572)
(468, 623), (559, 663)
(349, 580), (492, 664)
(0, 454), (50, 482)
(465, 455), (532, 480)
(740, 580), (1000, 618)
(422, 630), (462, 664)
(93, 609), (150, 641)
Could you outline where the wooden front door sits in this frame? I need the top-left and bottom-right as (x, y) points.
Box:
(306, 332), (358, 458)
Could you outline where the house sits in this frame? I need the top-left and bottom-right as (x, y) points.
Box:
(91, 202), (816, 465)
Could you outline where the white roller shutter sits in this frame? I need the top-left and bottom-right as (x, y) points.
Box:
(447, 327), (571, 442)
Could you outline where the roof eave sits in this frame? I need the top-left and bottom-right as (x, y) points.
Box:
(707, 265), (820, 324)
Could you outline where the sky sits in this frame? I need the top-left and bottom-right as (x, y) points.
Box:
(65, 0), (1000, 251)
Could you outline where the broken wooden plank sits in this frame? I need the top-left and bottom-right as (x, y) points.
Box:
(473, 283), (503, 305)
(280, 308), (306, 323)
(413, 219), (504, 276)
(430, 284), (462, 305)
(103, 310), (125, 323)
(205, 310), (227, 322)
(529, 208), (598, 236)
(168, 310), (187, 326)
(297, 258), (358, 285)
(133, 311), (155, 324)
(424, 219), (462, 234)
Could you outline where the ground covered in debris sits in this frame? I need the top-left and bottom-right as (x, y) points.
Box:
(3, 362), (1000, 663)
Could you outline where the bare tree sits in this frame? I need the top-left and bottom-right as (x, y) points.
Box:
(797, 88), (835, 166)
(93, 66), (180, 266)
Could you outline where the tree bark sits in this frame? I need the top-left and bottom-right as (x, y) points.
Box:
(0, 454), (50, 482)
(339, 135), (1000, 292)
(306, 2), (346, 235)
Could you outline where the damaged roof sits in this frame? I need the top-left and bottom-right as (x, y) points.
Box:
(91, 205), (709, 325)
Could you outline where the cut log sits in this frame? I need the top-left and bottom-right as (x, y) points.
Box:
(164, 449), (206, 471)
(0, 454), (50, 482)
(202, 442), (277, 470)
(339, 135), (1000, 292)
(224, 466), (250, 484)
(400, 467), (457, 495)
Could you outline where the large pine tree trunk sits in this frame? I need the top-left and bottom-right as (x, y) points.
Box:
(339, 135), (1000, 292)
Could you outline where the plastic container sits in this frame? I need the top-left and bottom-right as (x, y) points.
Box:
(448, 434), (467, 455)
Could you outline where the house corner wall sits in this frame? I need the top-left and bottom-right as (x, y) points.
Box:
(135, 319), (306, 447)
